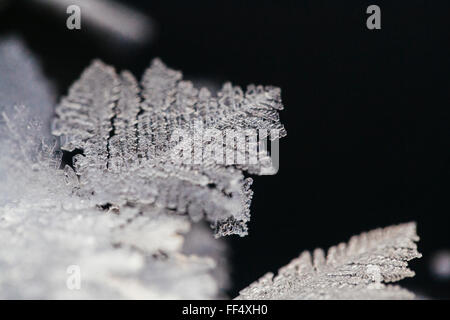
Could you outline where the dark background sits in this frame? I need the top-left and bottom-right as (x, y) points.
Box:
(1, 0), (449, 298)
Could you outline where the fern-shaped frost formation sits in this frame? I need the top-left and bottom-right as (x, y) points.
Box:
(52, 59), (286, 237)
(237, 223), (422, 299)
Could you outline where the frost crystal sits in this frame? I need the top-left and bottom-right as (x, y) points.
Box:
(52, 59), (286, 237)
(236, 223), (422, 300)
(0, 41), (284, 298)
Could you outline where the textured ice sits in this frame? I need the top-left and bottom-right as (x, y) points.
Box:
(0, 40), (285, 298)
(0, 39), (425, 300)
(52, 59), (286, 237)
(237, 223), (422, 300)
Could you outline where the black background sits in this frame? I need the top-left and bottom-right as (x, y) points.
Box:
(1, 0), (449, 298)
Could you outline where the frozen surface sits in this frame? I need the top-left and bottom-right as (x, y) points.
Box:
(0, 105), (223, 299)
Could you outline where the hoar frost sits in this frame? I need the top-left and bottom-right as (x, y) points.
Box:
(1, 37), (423, 300)
(52, 59), (286, 237)
(0, 37), (285, 299)
(237, 222), (422, 300)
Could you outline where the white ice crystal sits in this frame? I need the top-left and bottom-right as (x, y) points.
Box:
(52, 59), (286, 237)
(236, 223), (422, 300)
